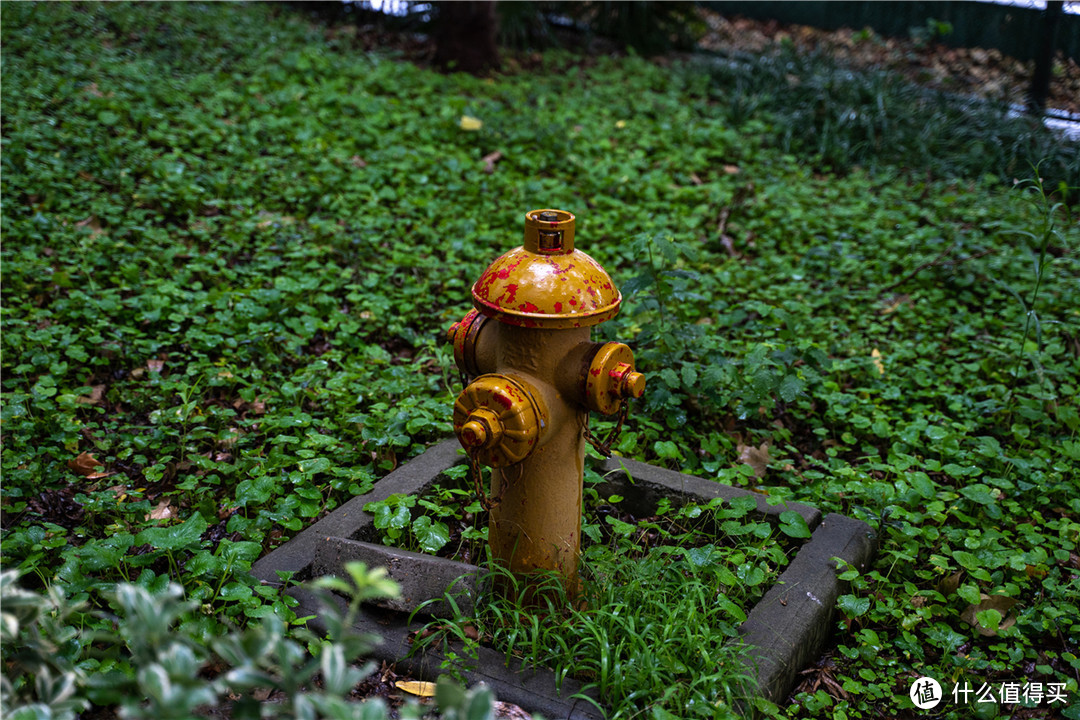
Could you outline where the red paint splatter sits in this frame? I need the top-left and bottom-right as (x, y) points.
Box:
(554, 301), (562, 312)
(494, 392), (512, 409)
(518, 301), (540, 313)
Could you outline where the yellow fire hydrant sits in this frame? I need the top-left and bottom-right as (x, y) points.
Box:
(446, 209), (645, 595)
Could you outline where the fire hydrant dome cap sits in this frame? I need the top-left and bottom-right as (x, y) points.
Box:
(471, 209), (622, 329)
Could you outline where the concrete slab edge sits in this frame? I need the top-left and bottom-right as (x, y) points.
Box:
(252, 440), (463, 585)
(737, 513), (879, 703)
(597, 455), (822, 529)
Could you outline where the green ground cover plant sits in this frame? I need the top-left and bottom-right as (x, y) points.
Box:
(2, 3), (1078, 718)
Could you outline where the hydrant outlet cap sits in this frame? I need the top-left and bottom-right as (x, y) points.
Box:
(471, 209), (621, 329)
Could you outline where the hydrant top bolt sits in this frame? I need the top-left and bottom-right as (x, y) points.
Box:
(538, 211), (559, 222)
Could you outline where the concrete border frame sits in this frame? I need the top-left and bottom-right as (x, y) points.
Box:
(253, 439), (878, 718)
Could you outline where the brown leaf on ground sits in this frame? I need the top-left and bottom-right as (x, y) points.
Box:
(880, 294), (912, 315)
(350, 155), (367, 168)
(481, 150), (503, 174)
(147, 359), (165, 373)
(68, 452), (104, 476)
(938, 570), (963, 595)
(870, 348), (885, 376)
(233, 398), (267, 416)
(75, 215), (105, 238)
(147, 499), (175, 521)
(76, 385), (106, 405)
(720, 234), (737, 257)
(960, 594), (1018, 636)
(495, 700), (533, 720)
(737, 441), (771, 478)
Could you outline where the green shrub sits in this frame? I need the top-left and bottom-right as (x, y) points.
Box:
(1, 565), (502, 720)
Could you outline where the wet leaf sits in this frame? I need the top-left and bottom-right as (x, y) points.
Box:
(134, 512), (207, 551)
(938, 570), (963, 595)
(76, 384), (105, 405)
(68, 452), (104, 476)
(412, 515), (449, 554)
(481, 150), (502, 174)
(779, 510), (812, 538)
(960, 594), (1018, 636)
(737, 442), (771, 478)
(870, 348), (884, 376)
(395, 680), (436, 697)
(147, 500), (176, 521)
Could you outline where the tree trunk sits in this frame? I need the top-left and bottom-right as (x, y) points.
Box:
(433, 1), (500, 75)
(1027, 0), (1063, 113)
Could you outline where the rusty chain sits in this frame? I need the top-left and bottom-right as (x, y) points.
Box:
(467, 446), (505, 512)
(460, 370), (505, 512)
(582, 399), (631, 458)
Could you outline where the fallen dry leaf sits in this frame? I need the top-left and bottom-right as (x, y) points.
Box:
(481, 150), (503, 174)
(960, 593), (1018, 636)
(68, 452), (104, 477)
(147, 359), (165, 373)
(938, 570), (963, 595)
(350, 155), (367, 168)
(737, 441), (771, 478)
(880, 294), (911, 315)
(494, 700), (533, 720)
(871, 348), (885, 376)
(723, 164), (740, 174)
(394, 680), (436, 697)
(75, 215), (105, 238)
(76, 385), (106, 405)
(147, 500), (175, 521)
(459, 115), (482, 131)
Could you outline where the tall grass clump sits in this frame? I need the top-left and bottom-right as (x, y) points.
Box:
(413, 491), (796, 719)
(704, 47), (1080, 193)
